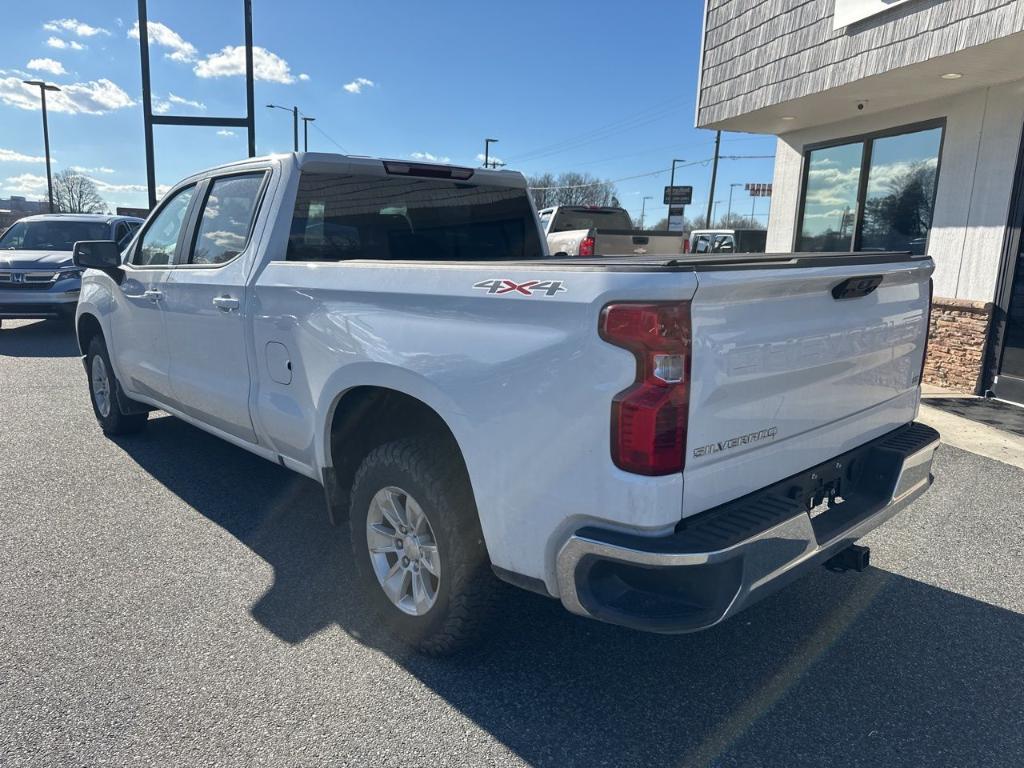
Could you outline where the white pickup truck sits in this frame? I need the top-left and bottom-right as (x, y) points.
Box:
(74, 153), (939, 654)
(539, 205), (685, 258)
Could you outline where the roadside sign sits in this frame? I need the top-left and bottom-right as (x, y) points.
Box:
(664, 185), (693, 205)
(667, 205), (686, 232)
(744, 183), (773, 197)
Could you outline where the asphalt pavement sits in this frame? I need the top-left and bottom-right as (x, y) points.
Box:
(2, 318), (1023, 767)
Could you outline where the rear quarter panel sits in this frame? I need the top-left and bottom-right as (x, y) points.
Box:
(249, 258), (697, 593)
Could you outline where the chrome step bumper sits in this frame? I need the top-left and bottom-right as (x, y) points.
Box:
(556, 422), (940, 633)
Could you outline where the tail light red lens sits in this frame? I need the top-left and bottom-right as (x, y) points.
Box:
(600, 302), (691, 475)
(578, 235), (596, 257)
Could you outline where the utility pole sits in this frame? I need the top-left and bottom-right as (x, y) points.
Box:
(23, 80), (60, 213)
(727, 182), (743, 223)
(705, 130), (721, 226)
(484, 138), (498, 168)
(302, 116), (315, 151)
(267, 104), (299, 151)
(640, 195), (653, 230)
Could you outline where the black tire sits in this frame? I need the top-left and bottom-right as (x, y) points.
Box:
(349, 437), (499, 655)
(85, 335), (148, 435)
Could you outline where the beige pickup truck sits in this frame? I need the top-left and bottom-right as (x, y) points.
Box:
(538, 205), (686, 257)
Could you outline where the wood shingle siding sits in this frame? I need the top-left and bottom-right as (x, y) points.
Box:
(697, 0), (1024, 126)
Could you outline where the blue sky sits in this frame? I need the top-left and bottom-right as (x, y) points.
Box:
(1, 0), (777, 223)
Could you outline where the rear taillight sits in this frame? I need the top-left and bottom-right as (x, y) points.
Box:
(600, 302), (691, 475)
(578, 235), (596, 257)
(919, 278), (933, 385)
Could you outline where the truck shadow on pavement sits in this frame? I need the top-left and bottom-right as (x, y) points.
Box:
(117, 414), (1024, 768)
(0, 318), (79, 358)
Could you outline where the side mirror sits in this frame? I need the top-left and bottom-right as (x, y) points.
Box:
(73, 240), (121, 270)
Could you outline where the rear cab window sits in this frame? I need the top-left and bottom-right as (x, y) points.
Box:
(286, 171), (544, 262)
(549, 208), (632, 233)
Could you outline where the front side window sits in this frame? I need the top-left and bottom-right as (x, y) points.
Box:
(189, 173), (265, 265)
(286, 172), (544, 262)
(796, 123), (943, 253)
(0, 219), (111, 251)
(134, 186), (195, 266)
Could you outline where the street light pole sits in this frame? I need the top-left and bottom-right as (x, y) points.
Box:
(640, 195), (653, 230)
(302, 116), (315, 151)
(727, 183), (743, 223)
(266, 104), (299, 151)
(484, 138), (498, 169)
(668, 158), (685, 230)
(705, 130), (721, 227)
(23, 80), (61, 213)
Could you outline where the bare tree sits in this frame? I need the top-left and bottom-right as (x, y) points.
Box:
(526, 173), (556, 209)
(527, 171), (618, 209)
(53, 170), (107, 214)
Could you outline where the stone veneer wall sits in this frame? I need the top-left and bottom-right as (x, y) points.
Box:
(922, 297), (993, 393)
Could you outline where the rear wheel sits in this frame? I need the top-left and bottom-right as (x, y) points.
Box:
(349, 437), (498, 655)
(86, 335), (148, 435)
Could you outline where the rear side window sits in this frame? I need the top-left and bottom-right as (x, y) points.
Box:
(286, 172), (544, 262)
(190, 173), (265, 264)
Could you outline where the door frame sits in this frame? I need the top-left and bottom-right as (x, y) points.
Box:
(985, 118), (1024, 403)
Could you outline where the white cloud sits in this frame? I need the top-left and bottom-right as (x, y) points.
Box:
(68, 165), (115, 174)
(216, 130), (236, 137)
(411, 151), (451, 164)
(153, 93), (205, 114)
(43, 18), (109, 37)
(128, 21), (197, 63)
(343, 77), (374, 94)
(194, 45), (295, 84)
(0, 148), (47, 163)
(476, 153), (505, 166)
(26, 58), (66, 75)
(89, 178), (148, 195)
(2, 173), (49, 197)
(299, 73), (310, 81)
(0, 77), (135, 115)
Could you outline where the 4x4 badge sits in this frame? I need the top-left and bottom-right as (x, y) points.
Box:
(473, 279), (566, 297)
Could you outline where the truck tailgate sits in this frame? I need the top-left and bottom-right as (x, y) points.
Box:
(682, 256), (933, 517)
(596, 230), (684, 257)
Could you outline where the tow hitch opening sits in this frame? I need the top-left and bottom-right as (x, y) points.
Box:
(824, 544), (871, 573)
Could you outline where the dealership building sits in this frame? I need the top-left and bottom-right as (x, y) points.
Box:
(697, 0), (1024, 402)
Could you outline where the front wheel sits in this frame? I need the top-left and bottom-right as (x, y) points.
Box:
(86, 335), (148, 435)
(349, 438), (499, 655)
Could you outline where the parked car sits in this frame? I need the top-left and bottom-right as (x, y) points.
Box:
(0, 213), (142, 328)
(73, 153), (939, 654)
(539, 205), (685, 257)
(688, 227), (767, 255)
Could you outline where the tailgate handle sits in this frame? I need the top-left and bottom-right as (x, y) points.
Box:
(632, 236), (649, 245)
(832, 275), (883, 300)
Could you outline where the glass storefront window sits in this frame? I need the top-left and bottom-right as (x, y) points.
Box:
(796, 123), (944, 254)
(797, 142), (864, 252)
(860, 127), (943, 255)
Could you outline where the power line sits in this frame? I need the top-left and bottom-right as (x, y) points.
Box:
(527, 155), (775, 190)
(506, 98), (691, 163)
(298, 108), (349, 154)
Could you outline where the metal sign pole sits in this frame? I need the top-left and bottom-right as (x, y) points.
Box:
(138, 0), (257, 210)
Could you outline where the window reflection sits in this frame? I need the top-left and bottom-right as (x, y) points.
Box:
(860, 128), (942, 254)
(797, 142), (863, 252)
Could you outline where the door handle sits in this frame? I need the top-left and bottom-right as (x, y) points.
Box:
(143, 289), (163, 303)
(212, 295), (240, 312)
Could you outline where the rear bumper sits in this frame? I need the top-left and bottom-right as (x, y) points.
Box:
(556, 422), (939, 633)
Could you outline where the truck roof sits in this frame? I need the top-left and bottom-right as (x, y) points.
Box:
(14, 212), (144, 225)
(183, 152), (527, 189)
